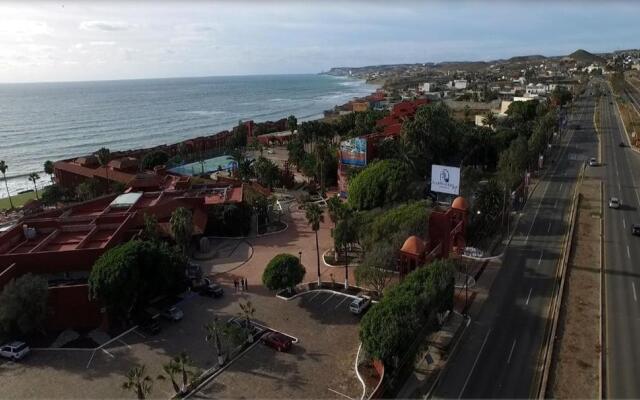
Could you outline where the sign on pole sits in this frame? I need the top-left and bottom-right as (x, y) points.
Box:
(430, 164), (460, 195)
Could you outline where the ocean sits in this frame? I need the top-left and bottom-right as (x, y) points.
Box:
(0, 74), (377, 197)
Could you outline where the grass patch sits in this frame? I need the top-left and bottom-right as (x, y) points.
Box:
(0, 191), (38, 211)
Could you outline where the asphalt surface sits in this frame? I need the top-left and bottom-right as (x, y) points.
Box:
(433, 91), (597, 398)
(602, 80), (640, 399)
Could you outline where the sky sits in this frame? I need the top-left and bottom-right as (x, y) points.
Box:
(0, 1), (639, 83)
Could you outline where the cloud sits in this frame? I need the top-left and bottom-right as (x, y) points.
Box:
(79, 21), (134, 32)
(90, 41), (116, 46)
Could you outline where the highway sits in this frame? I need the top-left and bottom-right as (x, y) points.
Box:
(602, 80), (640, 399)
(433, 90), (597, 398)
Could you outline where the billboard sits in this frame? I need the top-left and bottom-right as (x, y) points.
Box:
(430, 164), (461, 195)
(339, 137), (367, 167)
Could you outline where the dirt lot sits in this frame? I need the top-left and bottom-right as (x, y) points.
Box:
(548, 175), (601, 398)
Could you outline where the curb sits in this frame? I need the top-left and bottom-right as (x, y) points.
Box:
(276, 286), (362, 302)
(322, 248), (361, 268)
(608, 81), (640, 155)
(355, 343), (367, 400)
(210, 240), (254, 277)
(600, 180), (606, 400)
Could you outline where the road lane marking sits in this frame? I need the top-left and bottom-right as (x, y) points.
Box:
(538, 251), (543, 265)
(554, 199), (559, 208)
(623, 218), (626, 229)
(321, 293), (335, 304)
(526, 288), (533, 305)
(627, 245), (631, 259)
(459, 328), (492, 399)
(560, 183), (564, 191)
(547, 222), (552, 233)
(618, 183), (622, 191)
(617, 169), (619, 177)
(633, 283), (638, 302)
(309, 291), (323, 301)
(507, 339), (517, 364)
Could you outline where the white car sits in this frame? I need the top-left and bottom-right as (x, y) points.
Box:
(589, 158), (598, 167)
(349, 296), (371, 315)
(609, 197), (620, 209)
(161, 306), (184, 321)
(0, 341), (30, 361)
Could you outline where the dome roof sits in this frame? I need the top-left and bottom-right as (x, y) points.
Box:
(400, 235), (426, 256)
(451, 196), (469, 211)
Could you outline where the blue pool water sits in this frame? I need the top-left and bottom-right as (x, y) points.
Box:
(169, 155), (236, 176)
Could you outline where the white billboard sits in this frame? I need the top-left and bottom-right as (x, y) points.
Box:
(430, 164), (460, 195)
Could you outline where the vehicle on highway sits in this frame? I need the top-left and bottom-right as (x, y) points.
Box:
(261, 331), (293, 352)
(589, 157), (598, 167)
(633, 224), (640, 236)
(609, 197), (621, 209)
(161, 306), (184, 321)
(349, 296), (372, 315)
(619, 141), (626, 147)
(0, 341), (30, 361)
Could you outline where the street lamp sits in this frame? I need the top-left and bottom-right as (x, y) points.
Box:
(298, 251), (302, 262)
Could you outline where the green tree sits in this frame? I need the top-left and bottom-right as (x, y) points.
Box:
(551, 85), (573, 107)
(40, 184), (66, 206)
(43, 160), (54, 183)
(157, 352), (197, 395)
(204, 316), (241, 367)
(141, 213), (160, 242)
(326, 195), (345, 228)
(95, 147), (111, 193)
(355, 243), (396, 295)
(28, 172), (40, 200)
(348, 160), (411, 210)
(304, 203), (324, 285)
(170, 207), (193, 255)
(468, 180), (505, 240)
(76, 179), (101, 201)
(497, 135), (529, 190)
(122, 365), (154, 400)
(287, 115), (298, 134)
(0, 161), (13, 209)
(238, 300), (256, 342)
(463, 105), (472, 124)
(254, 157), (279, 188)
(88, 240), (186, 322)
(262, 253), (306, 292)
(333, 207), (358, 289)
(482, 111), (498, 129)
(0, 274), (48, 338)
(141, 151), (169, 171)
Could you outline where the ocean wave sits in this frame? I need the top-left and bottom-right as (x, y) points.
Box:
(182, 110), (228, 117)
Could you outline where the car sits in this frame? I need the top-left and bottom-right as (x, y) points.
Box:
(349, 296), (371, 315)
(609, 101), (613, 105)
(633, 224), (640, 236)
(201, 281), (224, 298)
(574, 124), (581, 130)
(261, 331), (293, 352)
(0, 341), (30, 361)
(619, 141), (626, 147)
(185, 263), (203, 281)
(609, 197), (621, 209)
(589, 157), (598, 167)
(161, 306), (184, 321)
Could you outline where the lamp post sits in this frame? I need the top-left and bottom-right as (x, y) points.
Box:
(298, 251), (302, 262)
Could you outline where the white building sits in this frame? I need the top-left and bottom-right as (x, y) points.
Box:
(447, 80), (468, 90)
(421, 82), (433, 93)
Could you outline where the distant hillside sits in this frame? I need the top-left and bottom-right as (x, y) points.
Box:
(508, 55), (546, 63)
(568, 49), (604, 64)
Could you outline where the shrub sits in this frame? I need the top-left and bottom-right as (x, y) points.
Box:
(348, 160), (411, 210)
(262, 254), (305, 291)
(0, 274), (48, 338)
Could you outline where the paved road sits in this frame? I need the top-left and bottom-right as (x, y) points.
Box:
(433, 91), (597, 398)
(602, 80), (640, 399)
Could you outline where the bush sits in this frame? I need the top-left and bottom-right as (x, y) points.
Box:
(141, 150), (170, 170)
(0, 274), (48, 338)
(262, 254), (305, 291)
(348, 160), (411, 210)
(359, 200), (430, 251)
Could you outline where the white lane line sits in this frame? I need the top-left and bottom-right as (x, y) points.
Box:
(554, 199), (559, 208)
(623, 218), (627, 229)
(618, 183), (622, 191)
(459, 328), (492, 399)
(538, 251), (543, 265)
(633, 283), (638, 302)
(507, 339), (518, 364)
(309, 291), (323, 301)
(560, 183), (564, 191)
(118, 339), (131, 349)
(526, 288), (533, 305)
(627, 245), (631, 259)
(321, 293), (335, 304)
(547, 222), (552, 233)
(334, 296), (348, 309)
(101, 348), (115, 358)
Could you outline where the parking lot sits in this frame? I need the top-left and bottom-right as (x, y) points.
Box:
(2, 287), (364, 399)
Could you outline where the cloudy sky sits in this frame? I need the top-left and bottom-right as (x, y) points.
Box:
(1, 1), (639, 83)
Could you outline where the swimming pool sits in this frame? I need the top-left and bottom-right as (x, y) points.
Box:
(169, 155), (236, 176)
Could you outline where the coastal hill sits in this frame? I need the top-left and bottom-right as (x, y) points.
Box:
(568, 49), (605, 64)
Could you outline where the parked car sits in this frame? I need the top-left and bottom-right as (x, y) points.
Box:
(185, 262), (203, 281)
(261, 331), (293, 352)
(609, 197), (621, 209)
(619, 141), (626, 147)
(632, 224), (640, 236)
(161, 306), (184, 321)
(0, 341), (30, 361)
(201, 281), (224, 298)
(349, 296), (371, 315)
(589, 157), (598, 167)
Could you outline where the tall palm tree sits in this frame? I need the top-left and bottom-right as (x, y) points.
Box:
(305, 202), (324, 285)
(170, 207), (193, 255)
(43, 160), (54, 183)
(314, 140), (328, 195)
(158, 352), (195, 395)
(28, 172), (40, 200)
(0, 161), (14, 209)
(204, 317), (226, 367)
(95, 147), (111, 193)
(238, 300), (256, 343)
(326, 195), (344, 228)
(122, 365), (153, 400)
(482, 111), (498, 130)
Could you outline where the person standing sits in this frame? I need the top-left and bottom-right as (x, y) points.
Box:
(233, 278), (239, 292)
(244, 277), (249, 292)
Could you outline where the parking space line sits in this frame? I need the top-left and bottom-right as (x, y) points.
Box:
(328, 388), (355, 400)
(101, 348), (115, 358)
(335, 296), (348, 309)
(309, 291), (323, 301)
(321, 293), (336, 305)
(133, 330), (146, 339)
(118, 339), (131, 349)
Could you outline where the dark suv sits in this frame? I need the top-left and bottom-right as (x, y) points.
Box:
(632, 224), (640, 236)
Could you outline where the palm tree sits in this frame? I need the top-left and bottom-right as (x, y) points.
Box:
(314, 140), (329, 195)
(326, 195), (344, 228)
(157, 352), (196, 395)
(28, 172), (40, 200)
(205, 317), (227, 367)
(0, 161), (14, 209)
(482, 111), (498, 130)
(170, 207), (193, 255)
(43, 160), (54, 183)
(122, 365), (154, 400)
(305, 202), (324, 285)
(238, 300), (256, 343)
(95, 147), (111, 193)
